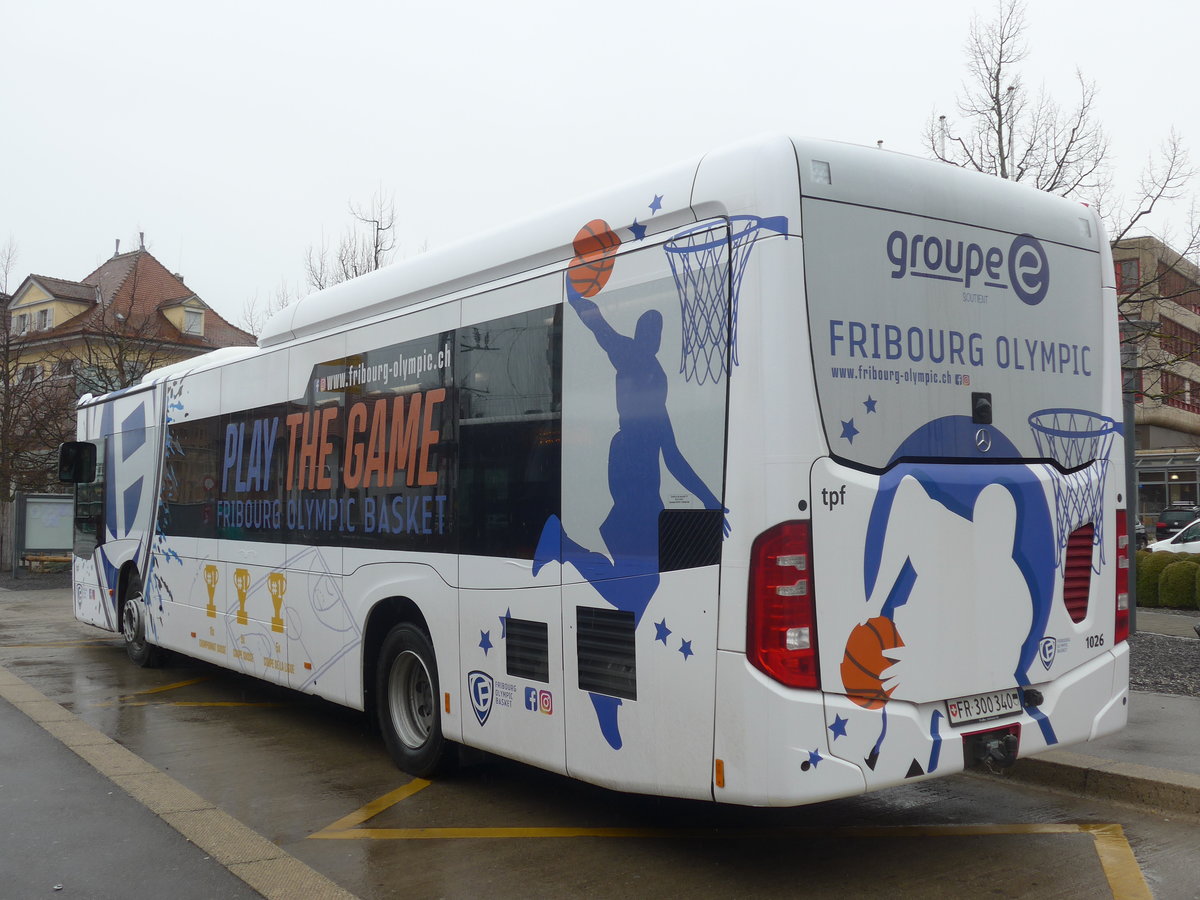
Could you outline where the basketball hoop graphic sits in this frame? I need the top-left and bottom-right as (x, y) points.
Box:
(664, 215), (788, 384)
(1028, 408), (1117, 571)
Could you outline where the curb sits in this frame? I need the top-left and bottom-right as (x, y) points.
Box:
(0, 665), (359, 900)
(1000, 749), (1200, 819)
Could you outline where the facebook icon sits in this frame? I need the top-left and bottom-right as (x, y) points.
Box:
(524, 687), (538, 710)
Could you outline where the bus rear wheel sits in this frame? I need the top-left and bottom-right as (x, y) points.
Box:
(121, 579), (163, 668)
(376, 624), (446, 777)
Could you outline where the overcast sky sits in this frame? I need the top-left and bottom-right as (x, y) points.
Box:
(2, 0), (1194, 330)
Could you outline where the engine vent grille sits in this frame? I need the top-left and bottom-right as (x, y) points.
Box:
(506, 616), (549, 683)
(576, 606), (636, 700)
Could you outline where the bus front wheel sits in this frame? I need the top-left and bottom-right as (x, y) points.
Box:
(376, 624), (446, 777)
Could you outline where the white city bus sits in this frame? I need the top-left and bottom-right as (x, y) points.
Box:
(60, 135), (1129, 806)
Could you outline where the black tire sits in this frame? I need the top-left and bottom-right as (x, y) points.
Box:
(376, 623), (447, 777)
(121, 577), (163, 668)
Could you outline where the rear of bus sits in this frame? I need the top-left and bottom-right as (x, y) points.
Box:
(724, 140), (1128, 804)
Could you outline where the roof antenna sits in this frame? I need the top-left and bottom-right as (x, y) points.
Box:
(139, 232), (145, 250)
(114, 238), (120, 258)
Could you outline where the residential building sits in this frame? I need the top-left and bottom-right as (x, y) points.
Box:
(3, 240), (255, 495)
(1114, 235), (1200, 527)
(7, 240), (254, 395)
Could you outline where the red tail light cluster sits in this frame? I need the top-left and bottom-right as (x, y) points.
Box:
(1115, 509), (1130, 644)
(747, 521), (820, 689)
(1062, 523), (1094, 623)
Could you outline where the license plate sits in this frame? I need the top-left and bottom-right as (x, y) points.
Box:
(945, 688), (1022, 726)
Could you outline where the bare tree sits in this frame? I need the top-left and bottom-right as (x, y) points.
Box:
(926, 0), (1200, 403)
(0, 290), (78, 567)
(240, 277), (300, 336)
(926, 1), (1110, 200)
(0, 236), (18, 295)
(305, 190), (398, 292)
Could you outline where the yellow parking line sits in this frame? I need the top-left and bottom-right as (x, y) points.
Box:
(97, 700), (286, 709)
(310, 780), (432, 836)
(171, 701), (285, 709)
(311, 788), (1151, 898)
(127, 677), (213, 696)
(1086, 824), (1153, 900)
(92, 677), (286, 710)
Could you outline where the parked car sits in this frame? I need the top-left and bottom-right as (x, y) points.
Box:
(1154, 506), (1200, 541)
(1148, 517), (1200, 553)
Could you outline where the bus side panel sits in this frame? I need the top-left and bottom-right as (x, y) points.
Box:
(557, 230), (728, 798)
(455, 275), (567, 770)
(563, 569), (719, 798)
(341, 563), (459, 722)
(714, 231), (820, 656)
(216, 348), (294, 687)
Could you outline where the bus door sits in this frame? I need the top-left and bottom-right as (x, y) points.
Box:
(67, 430), (109, 629)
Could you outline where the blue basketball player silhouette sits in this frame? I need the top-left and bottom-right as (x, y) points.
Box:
(535, 282), (728, 749)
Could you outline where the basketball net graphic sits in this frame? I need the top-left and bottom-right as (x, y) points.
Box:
(664, 215), (788, 384)
(1028, 408), (1116, 571)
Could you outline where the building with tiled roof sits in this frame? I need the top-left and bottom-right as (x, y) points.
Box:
(6, 239), (255, 394)
(1, 240), (256, 501)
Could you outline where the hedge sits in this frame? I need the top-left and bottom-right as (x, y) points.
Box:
(1136, 551), (1176, 607)
(1159, 559), (1200, 610)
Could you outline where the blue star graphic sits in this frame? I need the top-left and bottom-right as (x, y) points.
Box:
(649, 194), (663, 214)
(479, 630), (493, 655)
(808, 749), (823, 768)
(829, 714), (849, 740)
(840, 419), (859, 443)
(499, 608), (511, 639)
(655, 618), (672, 644)
(629, 219), (647, 241)
(679, 639), (693, 661)
(864, 395), (877, 413)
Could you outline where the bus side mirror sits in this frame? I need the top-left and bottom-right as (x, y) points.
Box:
(58, 442), (97, 484)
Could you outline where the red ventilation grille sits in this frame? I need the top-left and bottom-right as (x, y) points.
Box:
(1063, 524), (1095, 623)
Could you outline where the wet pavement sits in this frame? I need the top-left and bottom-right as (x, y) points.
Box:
(2, 583), (1199, 899)
(0, 695), (262, 900)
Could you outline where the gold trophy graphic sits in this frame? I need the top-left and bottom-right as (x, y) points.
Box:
(233, 568), (250, 626)
(203, 564), (219, 618)
(267, 571), (286, 633)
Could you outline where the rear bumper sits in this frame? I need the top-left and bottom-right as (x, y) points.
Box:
(711, 643), (1129, 806)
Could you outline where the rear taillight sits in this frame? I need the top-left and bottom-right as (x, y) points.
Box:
(747, 521), (820, 689)
(1115, 509), (1130, 643)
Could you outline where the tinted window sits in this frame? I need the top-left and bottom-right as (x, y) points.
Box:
(457, 305), (562, 558)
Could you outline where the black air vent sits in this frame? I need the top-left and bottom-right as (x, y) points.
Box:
(506, 617), (549, 682)
(576, 607), (636, 700)
(659, 508), (723, 572)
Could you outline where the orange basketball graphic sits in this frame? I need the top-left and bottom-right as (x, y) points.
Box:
(567, 219), (621, 298)
(840, 616), (903, 710)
